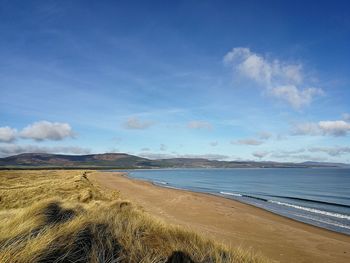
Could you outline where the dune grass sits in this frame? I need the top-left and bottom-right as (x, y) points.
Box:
(0, 170), (267, 263)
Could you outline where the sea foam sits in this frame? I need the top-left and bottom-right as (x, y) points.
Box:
(220, 191), (242, 197)
(155, 181), (168, 185)
(295, 213), (350, 230)
(268, 200), (350, 220)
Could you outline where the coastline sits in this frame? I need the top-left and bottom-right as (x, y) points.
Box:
(90, 171), (350, 263)
(109, 168), (350, 236)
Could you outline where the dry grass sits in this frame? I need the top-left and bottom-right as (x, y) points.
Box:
(0, 170), (268, 263)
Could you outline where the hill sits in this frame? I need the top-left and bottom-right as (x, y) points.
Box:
(0, 153), (155, 168)
(0, 153), (347, 169)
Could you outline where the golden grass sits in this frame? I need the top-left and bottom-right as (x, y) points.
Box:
(0, 170), (268, 263)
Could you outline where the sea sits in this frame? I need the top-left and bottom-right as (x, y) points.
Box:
(111, 168), (350, 235)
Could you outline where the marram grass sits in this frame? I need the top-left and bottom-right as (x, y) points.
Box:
(0, 170), (268, 263)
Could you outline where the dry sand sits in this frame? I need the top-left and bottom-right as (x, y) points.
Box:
(90, 171), (350, 263)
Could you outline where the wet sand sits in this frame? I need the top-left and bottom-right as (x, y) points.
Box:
(90, 171), (350, 263)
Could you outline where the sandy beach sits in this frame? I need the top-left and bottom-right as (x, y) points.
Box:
(90, 171), (350, 263)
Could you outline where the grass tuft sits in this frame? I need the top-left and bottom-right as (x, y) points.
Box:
(0, 170), (268, 263)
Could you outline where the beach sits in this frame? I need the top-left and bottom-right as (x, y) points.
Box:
(90, 171), (350, 263)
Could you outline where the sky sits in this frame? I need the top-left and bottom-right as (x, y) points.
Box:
(0, 0), (350, 163)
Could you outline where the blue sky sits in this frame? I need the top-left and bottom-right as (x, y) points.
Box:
(0, 0), (350, 163)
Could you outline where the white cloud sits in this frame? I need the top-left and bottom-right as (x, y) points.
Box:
(318, 120), (350, 136)
(123, 117), (154, 130)
(20, 121), (75, 141)
(0, 126), (17, 142)
(270, 85), (323, 109)
(293, 120), (350, 137)
(0, 144), (90, 157)
(252, 151), (269, 159)
(234, 138), (263, 145)
(224, 47), (323, 109)
(309, 147), (350, 156)
(187, 121), (212, 130)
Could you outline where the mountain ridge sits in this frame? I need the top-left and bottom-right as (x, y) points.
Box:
(0, 153), (348, 169)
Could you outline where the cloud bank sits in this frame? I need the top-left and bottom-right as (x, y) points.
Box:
(224, 47), (324, 109)
(1, 121), (75, 142)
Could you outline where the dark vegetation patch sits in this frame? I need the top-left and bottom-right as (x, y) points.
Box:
(40, 202), (76, 225)
(166, 251), (195, 263)
(37, 223), (123, 263)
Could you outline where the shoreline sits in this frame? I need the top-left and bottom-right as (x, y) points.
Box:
(116, 172), (350, 238)
(91, 171), (350, 263)
(115, 170), (350, 236)
(155, 183), (350, 236)
(151, 181), (350, 236)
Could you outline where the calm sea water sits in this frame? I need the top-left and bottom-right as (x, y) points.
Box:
(116, 168), (350, 235)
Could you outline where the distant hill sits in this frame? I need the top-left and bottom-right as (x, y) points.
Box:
(0, 153), (348, 169)
(301, 161), (350, 167)
(0, 153), (155, 168)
